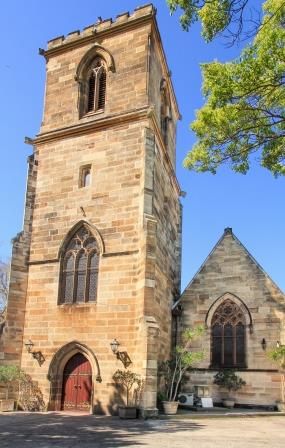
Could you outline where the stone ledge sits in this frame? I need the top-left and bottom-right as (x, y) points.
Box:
(160, 411), (285, 419)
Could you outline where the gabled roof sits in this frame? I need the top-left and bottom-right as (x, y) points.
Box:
(172, 227), (284, 310)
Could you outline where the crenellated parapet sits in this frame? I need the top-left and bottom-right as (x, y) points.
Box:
(44, 4), (155, 53)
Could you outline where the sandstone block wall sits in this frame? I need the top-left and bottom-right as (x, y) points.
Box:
(177, 229), (285, 406)
(3, 5), (182, 413)
(0, 155), (37, 365)
(186, 370), (281, 406)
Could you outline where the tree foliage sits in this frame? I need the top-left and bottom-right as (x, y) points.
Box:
(0, 365), (24, 385)
(183, 0), (285, 175)
(213, 369), (246, 392)
(269, 344), (285, 369)
(113, 370), (142, 406)
(167, 0), (285, 176)
(0, 365), (24, 400)
(268, 343), (285, 403)
(167, 0), (253, 42)
(0, 365), (45, 410)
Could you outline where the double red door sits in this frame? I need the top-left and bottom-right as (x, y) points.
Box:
(61, 353), (92, 411)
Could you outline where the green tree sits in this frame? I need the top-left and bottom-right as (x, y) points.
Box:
(168, 0), (285, 176)
(113, 370), (141, 406)
(0, 366), (24, 400)
(167, 0), (254, 41)
(269, 343), (285, 405)
(159, 325), (204, 401)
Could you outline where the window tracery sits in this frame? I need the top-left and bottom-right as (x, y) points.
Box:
(86, 58), (106, 113)
(211, 299), (246, 368)
(59, 226), (99, 304)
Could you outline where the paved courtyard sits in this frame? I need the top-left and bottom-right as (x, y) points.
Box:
(0, 412), (284, 448)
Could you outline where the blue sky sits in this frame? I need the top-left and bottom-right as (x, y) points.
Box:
(0, 0), (284, 292)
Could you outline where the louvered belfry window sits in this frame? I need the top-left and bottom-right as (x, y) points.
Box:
(60, 225), (100, 304)
(86, 58), (106, 113)
(211, 299), (246, 368)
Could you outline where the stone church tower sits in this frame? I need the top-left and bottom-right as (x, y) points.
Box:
(0, 5), (182, 414)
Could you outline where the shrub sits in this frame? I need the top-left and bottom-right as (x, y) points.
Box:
(113, 370), (142, 406)
(0, 366), (24, 400)
(213, 370), (246, 392)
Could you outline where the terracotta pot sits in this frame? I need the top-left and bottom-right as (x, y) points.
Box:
(223, 399), (235, 408)
(118, 406), (137, 419)
(162, 401), (179, 415)
(0, 399), (15, 412)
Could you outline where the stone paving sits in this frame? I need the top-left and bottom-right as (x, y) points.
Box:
(0, 412), (284, 448)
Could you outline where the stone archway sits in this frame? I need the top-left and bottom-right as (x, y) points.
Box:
(205, 292), (253, 369)
(61, 353), (92, 411)
(47, 341), (101, 412)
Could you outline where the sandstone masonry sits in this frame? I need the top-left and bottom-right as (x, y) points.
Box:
(175, 228), (285, 407)
(1, 4), (182, 414)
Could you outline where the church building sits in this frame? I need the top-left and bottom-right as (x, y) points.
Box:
(1, 4), (284, 413)
(175, 227), (285, 407)
(0, 5), (182, 415)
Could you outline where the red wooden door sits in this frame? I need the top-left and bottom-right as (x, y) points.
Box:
(61, 353), (92, 411)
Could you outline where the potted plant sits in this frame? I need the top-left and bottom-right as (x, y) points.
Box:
(0, 365), (24, 411)
(113, 369), (141, 419)
(269, 342), (285, 412)
(213, 370), (246, 408)
(159, 325), (204, 415)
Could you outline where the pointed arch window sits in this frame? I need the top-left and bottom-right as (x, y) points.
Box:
(211, 299), (246, 368)
(86, 58), (107, 114)
(59, 226), (100, 304)
(76, 45), (115, 119)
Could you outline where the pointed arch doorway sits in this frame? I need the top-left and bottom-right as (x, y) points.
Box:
(61, 353), (92, 411)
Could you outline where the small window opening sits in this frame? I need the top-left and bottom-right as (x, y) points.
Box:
(79, 165), (91, 188)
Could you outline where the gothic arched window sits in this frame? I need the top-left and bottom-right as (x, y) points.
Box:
(211, 299), (246, 368)
(76, 45), (115, 119)
(59, 225), (100, 304)
(86, 58), (107, 114)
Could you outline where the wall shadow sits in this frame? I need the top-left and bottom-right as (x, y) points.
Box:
(0, 412), (204, 448)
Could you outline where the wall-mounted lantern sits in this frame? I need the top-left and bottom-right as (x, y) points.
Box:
(261, 338), (267, 351)
(25, 339), (45, 366)
(24, 339), (34, 353)
(110, 339), (132, 368)
(110, 338), (120, 355)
